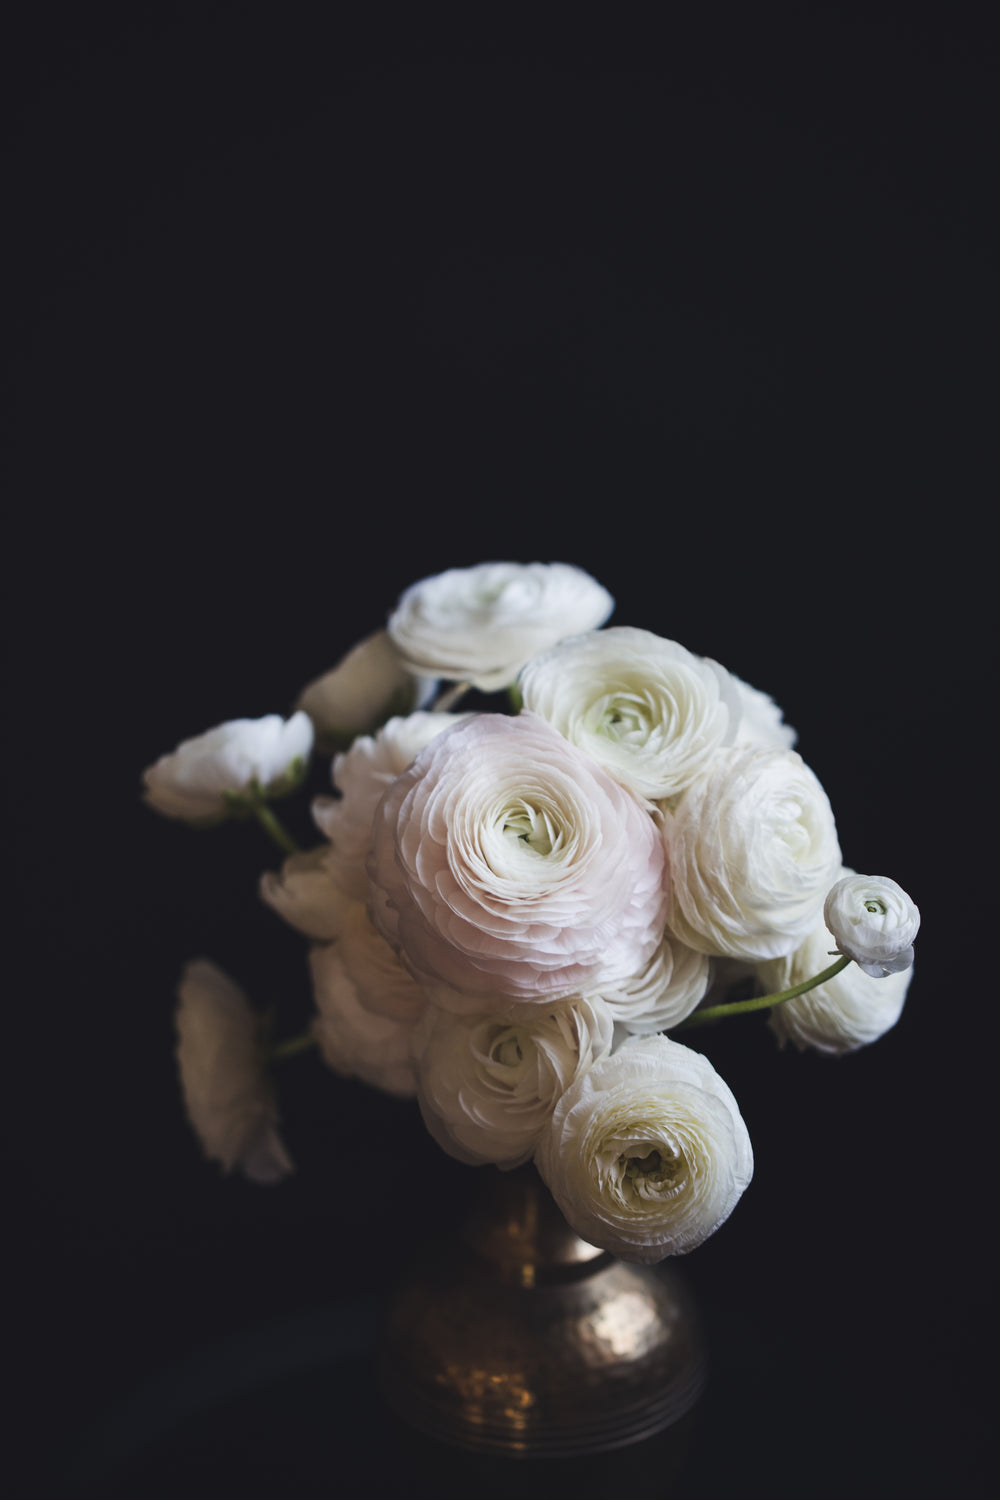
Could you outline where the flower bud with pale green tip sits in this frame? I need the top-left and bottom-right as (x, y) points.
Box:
(296, 629), (437, 754)
(823, 873), (920, 978)
(141, 711), (314, 826)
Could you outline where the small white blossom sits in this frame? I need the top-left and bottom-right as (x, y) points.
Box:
(174, 959), (293, 1183)
(259, 847), (348, 941)
(296, 630), (437, 753)
(142, 713), (314, 824)
(387, 561), (614, 691)
(535, 1034), (753, 1262)
(758, 909), (913, 1055)
(823, 873), (920, 977)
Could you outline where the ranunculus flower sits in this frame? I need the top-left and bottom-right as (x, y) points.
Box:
(296, 630), (437, 753)
(313, 712), (468, 902)
(309, 941), (420, 1098)
(386, 561), (615, 691)
(757, 909), (914, 1055)
(730, 674), (798, 751)
(823, 873), (920, 977)
(259, 847), (350, 941)
(413, 995), (614, 1169)
(368, 713), (668, 1009)
(519, 627), (741, 805)
(142, 713), (314, 824)
(596, 933), (712, 1034)
(663, 744), (842, 962)
(535, 1034), (753, 1262)
(174, 959), (293, 1183)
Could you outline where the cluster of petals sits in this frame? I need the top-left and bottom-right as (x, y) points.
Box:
(143, 713), (313, 824)
(823, 873), (920, 977)
(414, 995), (614, 1169)
(368, 712), (668, 1007)
(309, 940), (422, 1099)
(174, 959), (293, 1183)
(535, 1034), (753, 1262)
(519, 627), (741, 804)
(386, 561), (614, 691)
(663, 744), (842, 962)
(296, 629), (437, 752)
(758, 906), (913, 1055)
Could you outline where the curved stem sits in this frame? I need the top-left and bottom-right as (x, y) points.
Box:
(249, 797), (301, 855)
(677, 954), (852, 1030)
(431, 680), (472, 711)
(271, 1031), (317, 1063)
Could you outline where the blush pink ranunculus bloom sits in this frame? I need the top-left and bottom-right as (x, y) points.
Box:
(368, 712), (668, 1010)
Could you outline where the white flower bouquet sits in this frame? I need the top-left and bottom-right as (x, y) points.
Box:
(143, 561), (919, 1265)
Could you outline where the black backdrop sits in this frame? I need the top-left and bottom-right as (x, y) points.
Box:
(4, 6), (995, 1497)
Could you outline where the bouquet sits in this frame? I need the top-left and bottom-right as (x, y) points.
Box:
(142, 561), (919, 1265)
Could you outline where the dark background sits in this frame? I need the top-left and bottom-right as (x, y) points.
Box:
(4, 4), (995, 1496)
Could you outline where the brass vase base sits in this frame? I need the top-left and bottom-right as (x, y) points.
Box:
(377, 1165), (707, 1457)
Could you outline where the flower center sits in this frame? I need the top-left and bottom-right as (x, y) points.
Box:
(864, 899), (888, 915)
(620, 1146), (681, 1188)
(500, 800), (560, 856)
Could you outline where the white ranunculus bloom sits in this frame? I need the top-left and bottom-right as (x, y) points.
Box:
(596, 933), (712, 1034)
(296, 630), (437, 753)
(519, 627), (741, 804)
(313, 711), (469, 902)
(258, 847), (349, 941)
(368, 712), (668, 1009)
(386, 561), (615, 691)
(823, 873), (920, 977)
(322, 898), (430, 1022)
(535, 1034), (753, 1263)
(758, 914), (913, 1055)
(309, 941), (420, 1098)
(413, 995), (615, 1169)
(730, 674), (798, 751)
(174, 959), (293, 1183)
(663, 744), (842, 962)
(142, 712), (314, 824)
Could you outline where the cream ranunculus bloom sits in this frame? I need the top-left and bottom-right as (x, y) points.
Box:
(174, 959), (293, 1183)
(296, 629), (437, 753)
(259, 846), (350, 940)
(142, 712), (314, 824)
(823, 873), (920, 977)
(368, 712), (668, 1009)
(519, 627), (740, 804)
(535, 1034), (753, 1263)
(730, 674), (798, 751)
(312, 711), (469, 902)
(663, 744), (842, 962)
(413, 995), (615, 1169)
(309, 941), (421, 1098)
(757, 912), (914, 1055)
(386, 561), (615, 691)
(595, 933), (712, 1034)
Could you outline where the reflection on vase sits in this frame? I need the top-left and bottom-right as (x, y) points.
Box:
(377, 1161), (707, 1459)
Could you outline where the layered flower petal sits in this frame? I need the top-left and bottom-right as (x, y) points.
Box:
(520, 627), (740, 803)
(414, 995), (614, 1169)
(535, 1034), (753, 1262)
(309, 942), (420, 1098)
(386, 561), (614, 691)
(368, 713), (668, 1008)
(174, 959), (293, 1183)
(758, 911), (913, 1055)
(663, 744), (841, 961)
(143, 713), (313, 824)
(823, 873), (920, 977)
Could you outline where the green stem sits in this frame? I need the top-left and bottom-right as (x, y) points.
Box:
(249, 796), (301, 855)
(271, 1032), (317, 1063)
(677, 954), (852, 1030)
